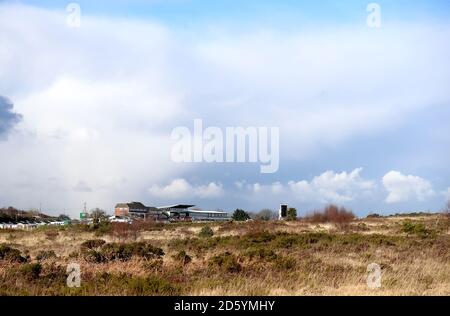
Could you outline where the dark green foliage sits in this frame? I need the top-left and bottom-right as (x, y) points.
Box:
(287, 208), (297, 221)
(93, 273), (180, 295)
(83, 242), (164, 263)
(172, 250), (192, 265)
(274, 256), (297, 270)
(209, 252), (242, 273)
(244, 247), (278, 261)
(36, 250), (57, 261)
(198, 225), (214, 238)
(81, 239), (106, 249)
(401, 221), (433, 237)
(232, 209), (250, 221)
(20, 263), (42, 279)
(0, 244), (27, 263)
(94, 221), (112, 236)
(83, 250), (107, 263)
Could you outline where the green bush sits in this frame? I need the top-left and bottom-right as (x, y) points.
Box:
(83, 242), (164, 263)
(232, 209), (251, 221)
(401, 221), (432, 237)
(274, 256), (297, 270)
(20, 263), (42, 279)
(0, 244), (27, 263)
(36, 250), (57, 261)
(81, 239), (106, 249)
(83, 250), (107, 263)
(209, 252), (242, 273)
(244, 247), (277, 261)
(287, 208), (297, 221)
(198, 226), (214, 238)
(94, 221), (112, 236)
(172, 250), (192, 265)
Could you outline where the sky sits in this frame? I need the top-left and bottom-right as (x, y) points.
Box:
(0, 0), (450, 217)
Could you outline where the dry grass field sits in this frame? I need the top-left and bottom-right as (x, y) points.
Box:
(0, 214), (449, 296)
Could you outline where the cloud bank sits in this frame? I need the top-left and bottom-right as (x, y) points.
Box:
(149, 178), (224, 199)
(0, 96), (22, 138)
(0, 3), (449, 215)
(382, 171), (435, 203)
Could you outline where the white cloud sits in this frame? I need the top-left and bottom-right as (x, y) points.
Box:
(289, 168), (375, 203)
(382, 171), (435, 203)
(271, 182), (284, 194)
(0, 3), (449, 214)
(239, 168), (375, 204)
(149, 178), (224, 199)
(195, 182), (225, 199)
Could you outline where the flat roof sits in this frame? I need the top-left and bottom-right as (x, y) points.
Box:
(157, 204), (195, 209)
(170, 210), (228, 215)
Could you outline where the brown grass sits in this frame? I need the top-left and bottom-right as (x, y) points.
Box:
(0, 215), (449, 295)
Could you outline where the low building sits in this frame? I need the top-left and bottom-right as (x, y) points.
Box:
(115, 202), (147, 218)
(114, 202), (162, 220)
(159, 205), (229, 222)
(114, 202), (229, 222)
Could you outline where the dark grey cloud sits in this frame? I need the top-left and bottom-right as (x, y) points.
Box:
(0, 95), (22, 138)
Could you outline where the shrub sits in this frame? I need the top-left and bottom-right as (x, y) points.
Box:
(130, 242), (165, 259)
(84, 250), (107, 263)
(232, 209), (251, 221)
(198, 226), (214, 238)
(274, 256), (297, 270)
(45, 230), (59, 240)
(209, 252), (242, 273)
(287, 208), (297, 221)
(143, 259), (164, 271)
(172, 250), (192, 265)
(81, 239), (106, 249)
(401, 221), (432, 237)
(244, 247), (277, 261)
(303, 205), (355, 225)
(0, 244), (27, 263)
(94, 222), (112, 236)
(36, 250), (57, 261)
(20, 263), (42, 279)
(84, 242), (165, 263)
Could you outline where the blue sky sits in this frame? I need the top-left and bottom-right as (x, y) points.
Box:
(0, 0), (449, 217)
(17, 0), (450, 22)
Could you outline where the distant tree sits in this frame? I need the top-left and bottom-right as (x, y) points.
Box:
(90, 208), (107, 224)
(57, 214), (71, 221)
(254, 209), (277, 221)
(232, 209), (251, 221)
(287, 208), (297, 221)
